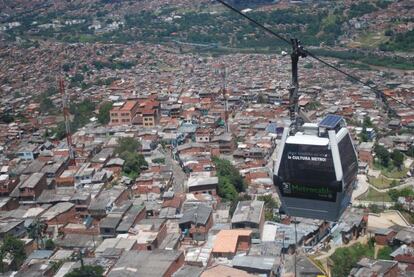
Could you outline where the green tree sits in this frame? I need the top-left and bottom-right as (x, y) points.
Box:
(331, 242), (374, 277)
(374, 145), (390, 167)
(152, 158), (165, 164)
(388, 188), (414, 202)
(97, 102), (113, 125)
(408, 146), (414, 158)
(217, 177), (238, 202)
(363, 116), (373, 128)
(391, 149), (404, 169)
(119, 151), (148, 180)
(44, 239), (55, 250)
(64, 265), (104, 277)
(51, 122), (67, 140)
(51, 261), (64, 274)
(359, 127), (369, 142)
(39, 95), (55, 114)
(257, 194), (279, 221)
(377, 246), (393, 260)
(257, 93), (266, 104)
(213, 157), (245, 192)
(115, 137), (141, 155)
(368, 204), (382, 213)
(70, 99), (96, 130)
(62, 63), (73, 72)
(14, 91), (22, 98)
(0, 112), (14, 123)
(0, 235), (26, 272)
(26, 219), (46, 249)
(71, 73), (84, 84)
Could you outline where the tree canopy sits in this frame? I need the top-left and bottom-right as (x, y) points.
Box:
(391, 149), (404, 169)
(213, 157), (245, 192)
(120, 151), (148, 179)
(64, 265), (104, 277)
(359, 127), (369, 142)
(374, 144), (390, 167)
(257, 194), (279, 221)
(213, 157), (245, 202)
(331, 241), (374, 277)
(115, 137), (141, 154)
(0, 235), (26, 272)
(389, 188), (414, 202)
(98, 102), (113, 125)
(408, 146), (414, 158)
(115, 137), (147, 179)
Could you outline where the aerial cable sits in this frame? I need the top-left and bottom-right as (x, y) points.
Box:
(215, 0), (291, 45)
(214, 0), (411, 114)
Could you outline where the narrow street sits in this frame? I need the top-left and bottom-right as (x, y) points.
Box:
(164, 149), (188, 193)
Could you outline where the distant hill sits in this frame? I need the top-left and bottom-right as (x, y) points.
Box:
(227, 0), (277, 8)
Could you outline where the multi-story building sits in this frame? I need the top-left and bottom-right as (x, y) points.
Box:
(142, 109), (157, 127)
(0, 175), (19, 196)
(110, 100), (140, 126)
(10, 173), (47, 204)
(231, 200), (265, 239)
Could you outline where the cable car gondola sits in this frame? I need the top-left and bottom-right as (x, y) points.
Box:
(214, 0), (363, 221)
(273, 114), (358, 221)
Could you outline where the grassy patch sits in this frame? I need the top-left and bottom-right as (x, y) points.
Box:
(382, 167), (409, 179)
(373, 162), (409, 179)
(377, 245), (393, 260)
(340, 61), (372, 71)
(359, 188), (392, 202)
(354, 32), (389, 48)
(368, 176), (393, 189)
(312, 48), (414, 70)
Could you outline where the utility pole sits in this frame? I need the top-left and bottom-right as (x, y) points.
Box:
(289, 38), (307, 134)
(294, 217), (298, 277)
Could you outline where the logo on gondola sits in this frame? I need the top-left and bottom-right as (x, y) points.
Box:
(287, 152), (328, 162)
(282, 182), (291, 194)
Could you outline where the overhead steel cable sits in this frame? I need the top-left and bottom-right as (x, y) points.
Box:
(215, 0), (291, 45)
(215, 0), (411, 114)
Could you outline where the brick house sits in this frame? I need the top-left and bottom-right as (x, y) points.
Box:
(375, 229), (397, 246)
(178, 204), (213, 241)
(187, 175), (218, 196)
(55, 169), (77, 187)
(0, 175), (19, 196)
(358, 142), (375, 166)
(41, 202), (76, 225)
(350, 258), (398, 277)
(211, 133), (234, 154)
(125, 218), (167, 251)
(107, 250), (184, 277)
(11, 173), (47, 204)
(141, 109), (157, 128)
(231, 200), (265, 239)
(212, 229), (252, 258)
(109, 100), (140, 126)
(0, 197), (19, 211)
(175, 143), (207, 157)
(195, 129), (211, 143)
(88, 187), (129, 218)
